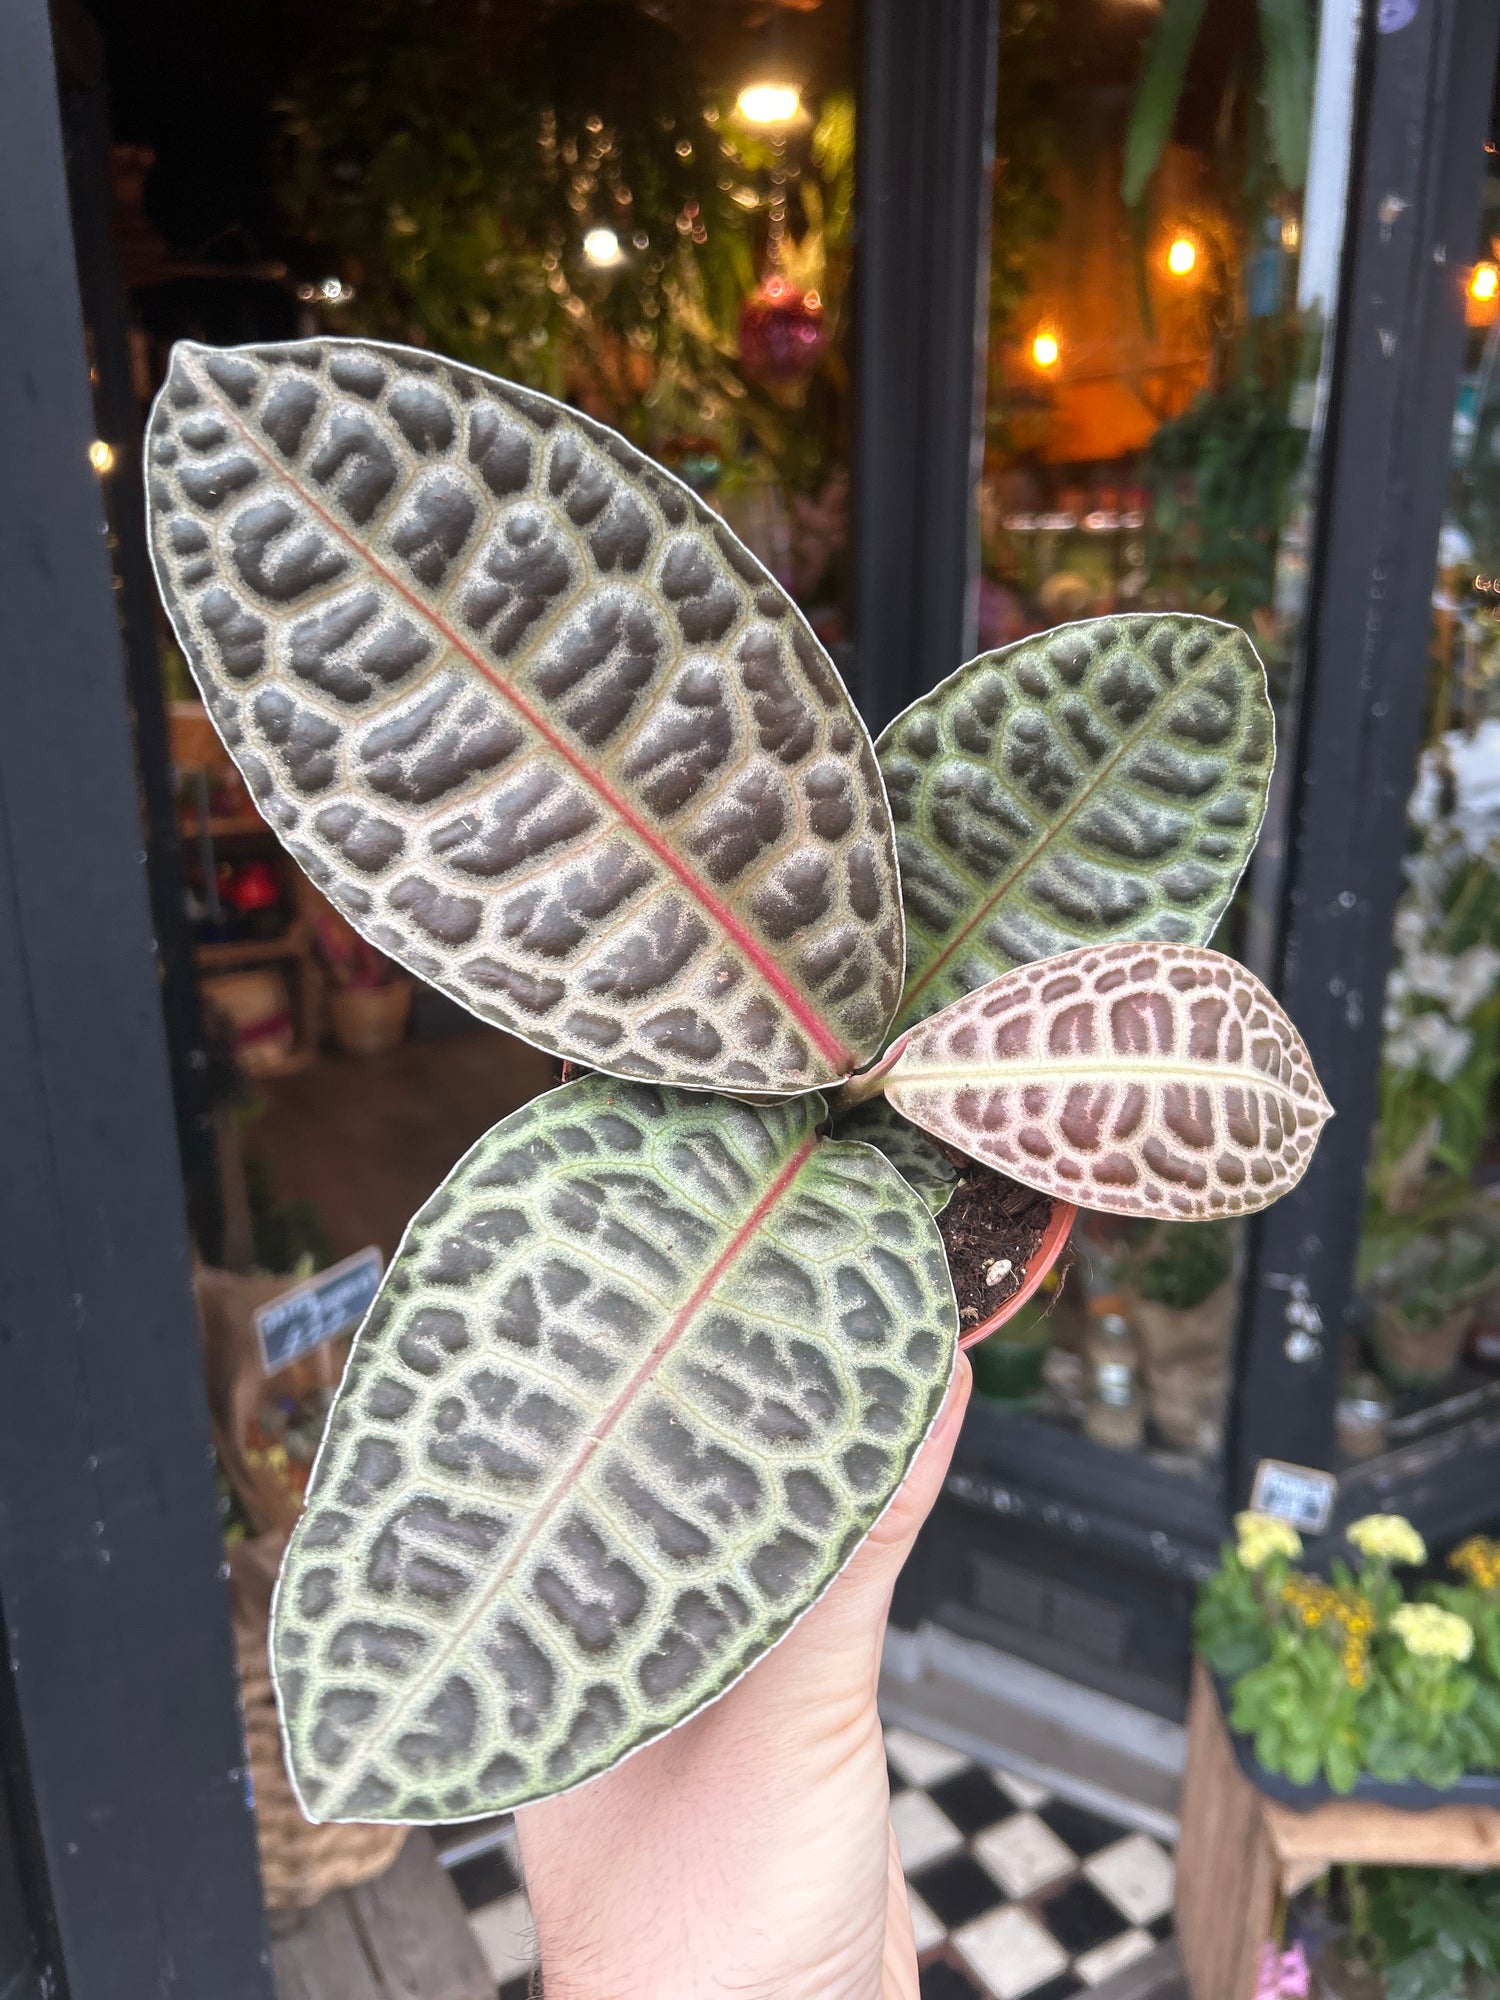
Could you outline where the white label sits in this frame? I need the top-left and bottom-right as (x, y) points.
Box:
(1250, 1458), (1337, 1533)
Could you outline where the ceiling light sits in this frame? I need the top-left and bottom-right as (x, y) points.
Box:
(1471, 263), (1499, 303)
(1031, 331), (1060, 369)
(736, 82), (801, 126)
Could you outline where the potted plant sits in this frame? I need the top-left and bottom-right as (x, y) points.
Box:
(1312, 1866), (1500, 2000)
(1196, 1513), (1500, 1805)
(312, 907), (413, 1057)
(144, 335), (1330, 1824)
(1360, 1202), (1500, 1390)
(1121, 1218), (1236, 1450)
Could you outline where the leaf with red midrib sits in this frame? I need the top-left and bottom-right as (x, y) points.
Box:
(885, 941), (1331, 1220)
(145, 338), (904, 1094)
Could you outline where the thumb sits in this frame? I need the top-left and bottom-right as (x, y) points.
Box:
(767, 1351), (971, 1678)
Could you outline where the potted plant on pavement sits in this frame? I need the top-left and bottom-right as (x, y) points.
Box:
(144, 334), (1330, 1824)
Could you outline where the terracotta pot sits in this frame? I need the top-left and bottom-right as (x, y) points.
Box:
(1371, 1299), (1473, 1390)
(959, 1198), (1079, 1352)
(327, 978), (412, 1058)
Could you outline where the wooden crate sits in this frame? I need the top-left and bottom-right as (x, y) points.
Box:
(1176, 1660), (1500, 2000)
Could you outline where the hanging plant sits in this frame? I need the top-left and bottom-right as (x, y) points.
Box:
(144, 335), (1330, 1822)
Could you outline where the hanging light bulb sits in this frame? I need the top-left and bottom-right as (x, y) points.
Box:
(1031, 330), (1060, 369)
(1471, 263), (1499, 303)
(88, 439), (116, 473)
(1166, 235), (1197, 277)
(583, 226), (623, 267)
(736, 81), (801, 126)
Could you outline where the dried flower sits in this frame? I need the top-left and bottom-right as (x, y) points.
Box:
(1235, 1511), (1303, 1569)
(1390, 1602), (1474, 1662)
(1346, 1514), (1426, 1566)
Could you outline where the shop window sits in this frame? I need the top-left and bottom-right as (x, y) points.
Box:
(967, 0), (1359, 1475)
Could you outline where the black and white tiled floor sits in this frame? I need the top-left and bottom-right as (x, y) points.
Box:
(436, 1726), (1175, 2000)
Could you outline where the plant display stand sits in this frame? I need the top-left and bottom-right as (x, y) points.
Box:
(1176, 1660), (1500, 2000)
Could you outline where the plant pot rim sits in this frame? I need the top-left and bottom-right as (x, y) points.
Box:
(958, 1194), (1078, 1351)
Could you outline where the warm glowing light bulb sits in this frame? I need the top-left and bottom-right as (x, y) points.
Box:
(1166, 235), (1197, 277)
(736, 82), (801, 126)
(1471, 263), (1499, 303)
(1031, 331), (1060, 369)
(583, 226), (622, 267)
(88, 439), (115, 473)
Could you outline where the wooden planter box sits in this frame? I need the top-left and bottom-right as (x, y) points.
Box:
(1176, 1660), (1500, 2000)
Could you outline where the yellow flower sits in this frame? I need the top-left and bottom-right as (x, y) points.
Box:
(1390, 1603), (1474, 1662)
(1451, 1537), (1500, 1592)
(1346, 1515), (1427, 1566)
(1236, 1511), (1303, 1569)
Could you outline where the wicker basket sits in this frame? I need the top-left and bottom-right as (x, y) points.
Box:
(197, 1267), (406, 1908)
(229, 1531), (406, 1909)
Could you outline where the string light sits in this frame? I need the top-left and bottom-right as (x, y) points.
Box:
(1166, 235), (1197, 277)
(1031, 331), (1060, 369)
(88, 439), (115, 473)
(583, 226), (623, 267)
(1471, 263), (1499, 303)
(736, 82), (800, 126)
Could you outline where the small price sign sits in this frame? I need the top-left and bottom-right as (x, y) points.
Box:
(253, 1247), (383, 1374)
(1250, 1457), (1337, 1535)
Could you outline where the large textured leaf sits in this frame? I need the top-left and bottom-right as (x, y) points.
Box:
(271, 1077), (956, 1821)
(879, 614), (1274, 1033)
(145, 338), (902, 1094)
(885, 941), (1331, 1221)
(832, 1100), (959, 1216)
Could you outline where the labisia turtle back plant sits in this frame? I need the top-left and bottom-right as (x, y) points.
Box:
(144, 336), (1331, 1824)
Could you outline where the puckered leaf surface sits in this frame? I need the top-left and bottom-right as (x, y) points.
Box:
(272, 1077), (956, 1821)
(879, 614), (1273, 1031)
(831, 1100), (959, 1215)
(886, 941), (1331, 1221)
(146, 338), (903, 1093)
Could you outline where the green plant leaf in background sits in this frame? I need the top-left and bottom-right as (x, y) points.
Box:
(1257, 0), (1313, 194)
(831, 1099), (959, 1216)
(1120, 0), (1207, 207)
(145, 339), (904, 1094)
(879, 615), (1274, 1033)
(885, 940), (1331, 1221)
(272, 1076), (956, 1821)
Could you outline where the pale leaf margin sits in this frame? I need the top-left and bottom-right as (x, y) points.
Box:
(885, 940), (1332, 1221)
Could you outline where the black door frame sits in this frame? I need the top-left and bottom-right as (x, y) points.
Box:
(0, 1), (273, 1991)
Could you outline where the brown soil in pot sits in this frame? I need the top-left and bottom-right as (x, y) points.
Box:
(938, 1165), (1057, 1330)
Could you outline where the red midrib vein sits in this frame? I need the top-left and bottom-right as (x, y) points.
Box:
(193, 360), (854, 1074)
(326, 1129), (819, 1810)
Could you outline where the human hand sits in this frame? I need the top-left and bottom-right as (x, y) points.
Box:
(516, 1352), (972, 2000)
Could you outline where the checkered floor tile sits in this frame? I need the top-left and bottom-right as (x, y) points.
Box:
(436, 1729), (1175, 2000)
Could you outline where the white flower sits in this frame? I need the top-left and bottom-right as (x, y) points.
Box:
(1445, 719), (1500, 856)
(1385, 1013), (1473, 1081)
(1448, 944), (1500, 1018)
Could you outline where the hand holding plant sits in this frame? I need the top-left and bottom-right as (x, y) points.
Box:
(145, 336), (1331, 1825)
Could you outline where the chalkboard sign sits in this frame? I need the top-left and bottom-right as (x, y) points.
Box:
(252, 1247), (383, 1374)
